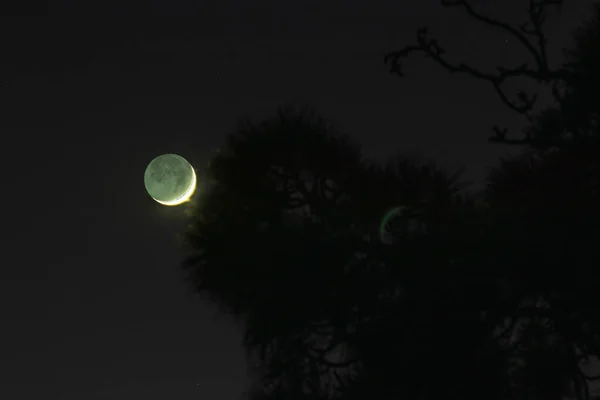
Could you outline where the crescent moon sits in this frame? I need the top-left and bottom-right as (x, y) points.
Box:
(155, 165), (197, 206)
(379, 206), (407, 244)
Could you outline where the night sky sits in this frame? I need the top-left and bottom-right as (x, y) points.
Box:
(1, 1), (594, 399)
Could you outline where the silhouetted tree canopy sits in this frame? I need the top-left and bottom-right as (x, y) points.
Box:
(182, 105), (600, 400)
(518, 2), (600, 152)
(384, 0), (589, 150)
(180, 2), (600, 400)
(384, 1), (600, 399)
(181, 106), (488, 399)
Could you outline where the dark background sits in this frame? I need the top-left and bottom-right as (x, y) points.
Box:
(0, 1), (594, 399)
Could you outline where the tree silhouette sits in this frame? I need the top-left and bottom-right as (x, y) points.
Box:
(181, 106), (485, 399)
(483, 145), (600, 400)
(179, 3), (600, 399)
(518, 2), (600, 153)
(384, 0), (575, 148)
(384, 1), (600, 399)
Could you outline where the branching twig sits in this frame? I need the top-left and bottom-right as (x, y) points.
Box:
(384, 0), (572, 146)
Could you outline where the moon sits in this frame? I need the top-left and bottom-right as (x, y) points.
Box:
(144, 154), (197, 206)
(379, 206), (408, 244)
(379, 206), (427, 244)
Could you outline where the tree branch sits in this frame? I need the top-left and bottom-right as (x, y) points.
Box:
(384, 0), (571, 146)
(442, 0), (547, 69)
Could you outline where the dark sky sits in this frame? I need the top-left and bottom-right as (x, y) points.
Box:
(1, 1), (594, 399)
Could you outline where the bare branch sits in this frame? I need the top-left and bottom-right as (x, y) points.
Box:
(384, 0), (570, 146)
(441, 0), (546, 70)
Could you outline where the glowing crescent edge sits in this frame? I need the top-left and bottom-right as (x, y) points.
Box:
(155, 165), (197, 206)
(379, 206), (406, 235)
